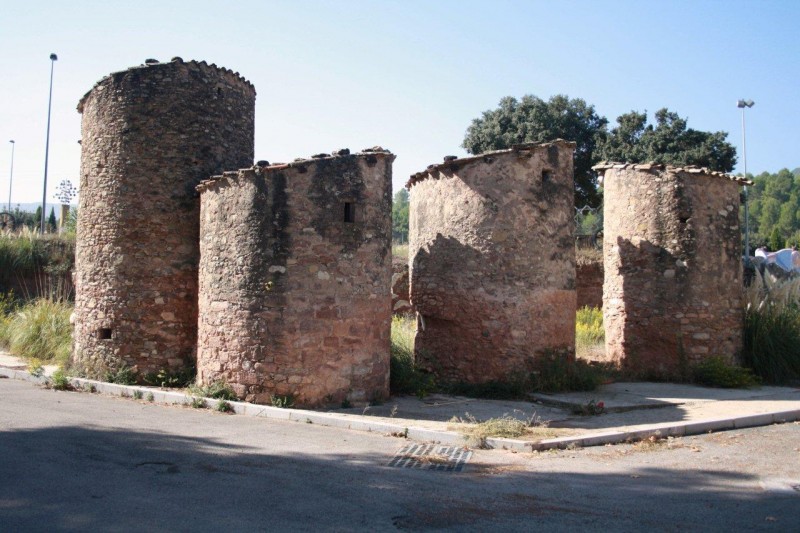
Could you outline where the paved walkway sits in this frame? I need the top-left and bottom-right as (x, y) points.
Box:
(2, 350), (799, 451)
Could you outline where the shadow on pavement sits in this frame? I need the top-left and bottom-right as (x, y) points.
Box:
(1, 424), (796, 531)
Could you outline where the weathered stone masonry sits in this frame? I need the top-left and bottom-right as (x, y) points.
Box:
(597, 163), (748, 377)
(73, 59), (255, 376)
(407, 141), (577, 384)
(196, 150), (394, 406)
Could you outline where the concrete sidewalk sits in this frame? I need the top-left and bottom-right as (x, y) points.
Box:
(2, 351), (799, 451)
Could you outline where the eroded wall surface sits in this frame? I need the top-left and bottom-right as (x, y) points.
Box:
(73, 58), (255, 377)
(196, 150), (393, 406)
(407, 141), (576, 384)
(600, 163), (745, 376)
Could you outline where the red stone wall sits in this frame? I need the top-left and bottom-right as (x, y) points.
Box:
(73, 59), (255, 377)
(600, 163), (745, 377)
(407, 141), (576, 384)
(576, 261), (603, 309)
(196, 150), (393, 406)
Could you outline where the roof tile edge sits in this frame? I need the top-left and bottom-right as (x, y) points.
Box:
(592, 162), (752, 186)
(77, 58), (256, 113)
(405, 139), (576, 189)
(196, 148), (395, 193)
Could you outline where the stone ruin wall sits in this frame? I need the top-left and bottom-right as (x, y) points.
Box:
(599, 163), (746, 377)
(576, 261), (603, 309)
(196, 150), (393, 406)
(407, 141), (577, 384)
(73, 58), (255, 377)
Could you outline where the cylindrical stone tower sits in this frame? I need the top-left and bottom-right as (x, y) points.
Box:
(73, 58), (255, 377)
(407, 140), (577, 384)
(196, 149), (394, 407)
(597, 162), (747, 377)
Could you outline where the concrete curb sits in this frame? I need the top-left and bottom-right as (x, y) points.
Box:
(2, 366), (798, 452)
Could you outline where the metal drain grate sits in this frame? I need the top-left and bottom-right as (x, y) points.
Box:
(388, 443), (472, 472)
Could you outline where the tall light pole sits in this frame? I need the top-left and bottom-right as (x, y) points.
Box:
(738, 99), (754, 260)
(41, 53), (58, 234)
(7, 140), (14, 211)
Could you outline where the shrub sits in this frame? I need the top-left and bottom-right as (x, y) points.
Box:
(691, 356), (760, 388)
(105, 365), (137, 385)
(531, 353), (603, 393)
(188, 381), (237, 401)
(143, 367), (196, 388)
(216, 400), (234, 413)
(389, 315), (435, 397)
(743, 273), (800, 383)
(50, 369), (72, 391)
(0, 298), (72, 366)
(576, 306), (604, 346)
(270, 394), (295, 408)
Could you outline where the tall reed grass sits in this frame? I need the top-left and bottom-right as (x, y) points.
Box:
(0, 228), (74, 301)
(0, 298), (73, 367)
(743, 272), (800, 383)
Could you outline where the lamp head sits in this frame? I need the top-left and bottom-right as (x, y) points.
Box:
(50, 53), (58, 61)
(9, 140), (14, 144)
(737, 99), (755, 108)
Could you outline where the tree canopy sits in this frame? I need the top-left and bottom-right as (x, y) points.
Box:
(462, 95), (607, 206)
(597, 108), (737, 172)
(462, 96), (738, 207)
(747, 168), (800, 249)
(392, 188), (409, 243)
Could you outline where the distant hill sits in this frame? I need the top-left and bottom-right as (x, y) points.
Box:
(793, 168), (800, 177)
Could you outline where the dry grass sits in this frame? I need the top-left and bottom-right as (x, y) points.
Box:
(392, 243), (409, 260)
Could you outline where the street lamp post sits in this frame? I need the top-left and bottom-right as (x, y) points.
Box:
(737, 99), (754, 262)
(41, 53), (58, 234)
(7, 140), (14, 212)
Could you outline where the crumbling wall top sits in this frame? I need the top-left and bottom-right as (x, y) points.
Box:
(592, 161), (752, 186)
(196, 147), (395, 193)
(77, 57), (256, 113)
(405, 139), (576, 189)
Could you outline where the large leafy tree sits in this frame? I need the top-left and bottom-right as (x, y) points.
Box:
(462, 95), (608, 207)
(597, 108), (737, 172)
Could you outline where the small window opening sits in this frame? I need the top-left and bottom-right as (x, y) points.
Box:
(97, 328), (112, 340)
(542, 169), (552, 182)
(216, 87), (224, 98)
(344, 202), (356, 223)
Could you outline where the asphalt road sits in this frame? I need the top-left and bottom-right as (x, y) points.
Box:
(1, 378), (798, 532)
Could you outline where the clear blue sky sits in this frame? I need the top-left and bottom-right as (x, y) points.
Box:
(1, 0), (797, 205)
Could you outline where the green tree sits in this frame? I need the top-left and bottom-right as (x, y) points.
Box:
(392, 189), (409, 243)
(47, 207), (57, 233)
(462, 94), (608, 207)
(598, 109), (737, 172)
(768, 227), (783, 252)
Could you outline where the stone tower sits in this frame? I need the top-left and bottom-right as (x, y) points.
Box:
(73, 58), (255, 377)
(196, 149), (394, 406)
(407, 140), (577, 384)
(596, 162), (747, 377)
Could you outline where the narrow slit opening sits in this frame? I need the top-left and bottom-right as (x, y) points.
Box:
(344, 202), (355, 223)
